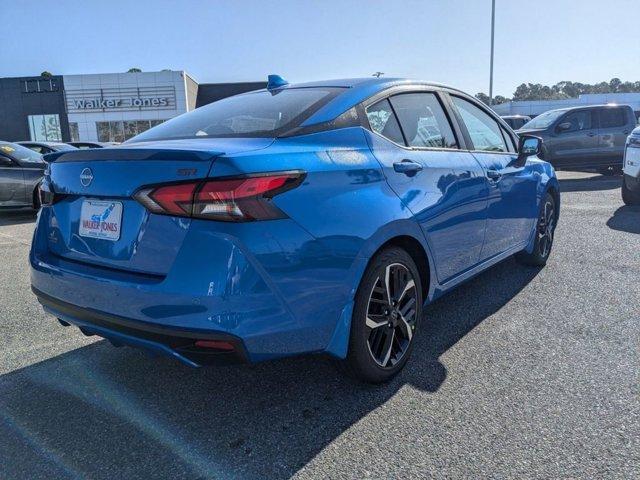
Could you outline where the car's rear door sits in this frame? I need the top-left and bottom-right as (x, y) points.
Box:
(362, 89), (489, 283)
(597, 106), (633, 165)
(448, 94), (539, 261)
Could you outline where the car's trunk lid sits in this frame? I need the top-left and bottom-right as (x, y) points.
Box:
(45, 138), (273, 276)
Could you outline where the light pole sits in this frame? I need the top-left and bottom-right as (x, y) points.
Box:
(489, 0), (495, 105)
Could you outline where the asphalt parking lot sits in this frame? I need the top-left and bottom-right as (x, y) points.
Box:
(0, 171), (638, 479)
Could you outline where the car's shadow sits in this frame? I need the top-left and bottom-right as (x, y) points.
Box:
(607, 205), (640, 234)
(0, 208), (37, 226)
(558, 173), (621, 193)
(0, 258), (541, 480)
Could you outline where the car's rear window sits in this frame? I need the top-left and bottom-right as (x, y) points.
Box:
(51, 143), (78, 151)
(128, 87), (344, 142)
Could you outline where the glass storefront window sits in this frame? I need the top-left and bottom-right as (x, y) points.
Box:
(69, 123), (80, 142)
(96, 122), (110, 142)
(110, 121), (125, 143)
(136, 120), (152, 135)
(28, 114), (62, 141)
(96, 119), (166, 142)
(123, 121), (137, 140)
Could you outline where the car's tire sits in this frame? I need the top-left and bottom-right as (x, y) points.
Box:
(622, 175), (640, 205)
(338, 246), (423, 384)
(516, 192), (557, 267)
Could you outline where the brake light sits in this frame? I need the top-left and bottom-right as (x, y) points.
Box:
(134, 171), (304, 222)
(148, 182), (197, 216)
(38, 182), (58, 206)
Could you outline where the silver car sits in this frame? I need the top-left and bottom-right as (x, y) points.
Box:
(0, 141), (46, 209)
(622, 127), (640, 205)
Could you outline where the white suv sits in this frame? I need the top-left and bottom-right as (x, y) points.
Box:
(622, 127), (640, 205)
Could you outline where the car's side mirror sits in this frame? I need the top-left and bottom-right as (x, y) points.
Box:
(557, 122), (572, 132)
(0, 156), (13, 166)
(516, 135), (542, 165)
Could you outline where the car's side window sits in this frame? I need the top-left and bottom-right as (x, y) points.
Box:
(389, 93), (457, 149)
(500, 126), (517, 153)
(451, 96), (507, 152)
(559, 111), (592, 133)
(365, 99), (405, 145)
(599, 107), (626, 129)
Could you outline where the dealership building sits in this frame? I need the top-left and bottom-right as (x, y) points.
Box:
(0, 71), (264, 143)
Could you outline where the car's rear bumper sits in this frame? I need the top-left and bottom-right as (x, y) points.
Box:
(30, 207), (365, 362)
(33, 287), (249, 367)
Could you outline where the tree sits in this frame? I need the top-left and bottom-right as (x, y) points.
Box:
(40, 71), (52, 78)
(475, 92), (511, 105)
(511, 78), (640, 101)
(492, 95), (510, 105)
(475, 92), (491, 105)
(127, 68), (142, 73)
(609, 78), (622, 93)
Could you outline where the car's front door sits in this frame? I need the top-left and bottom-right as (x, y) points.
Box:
(363, 91), (489, 283)
(0, 155), (26, 205)
(549, 109), (599, 169)
(449, 95), (539, 261)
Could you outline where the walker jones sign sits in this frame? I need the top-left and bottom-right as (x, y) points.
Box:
(65, 86), (176, 112)
(72, 97), (169, 109)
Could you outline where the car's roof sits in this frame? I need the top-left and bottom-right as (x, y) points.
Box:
(501, 114), (530, 119)
(283, 77), (455, 89)
(266, 77), (467, 126)
(543, 104), (632, 114)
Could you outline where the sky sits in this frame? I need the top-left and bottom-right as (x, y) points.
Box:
(1, 0), (639, 98)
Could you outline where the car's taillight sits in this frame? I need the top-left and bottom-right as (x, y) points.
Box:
(627, 136), (640, 149)
(134, 171), (305, 222)
(38, 182), (58, 206)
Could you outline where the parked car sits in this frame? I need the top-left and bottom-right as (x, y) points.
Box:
(67, 141), (120, 149)
(0, 141), (46, 209)
(622, 126), (640, 205)
(17, 141), (78, 155)
(501, 115), (531, 130)
(517, 104), (636, 174)
(30, 77), (559, 383)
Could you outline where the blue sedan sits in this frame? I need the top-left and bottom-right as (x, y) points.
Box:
(30, 76), (559, 383)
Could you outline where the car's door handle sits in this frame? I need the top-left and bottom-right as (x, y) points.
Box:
(586, 132), (596, 137)
(486, 169), (502, 181)
(393, 160), (423, 176)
